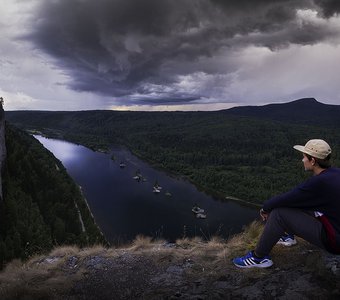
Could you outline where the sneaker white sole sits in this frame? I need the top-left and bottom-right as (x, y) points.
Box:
(277, 240), (297, 247)
(233, 260), (273, 269)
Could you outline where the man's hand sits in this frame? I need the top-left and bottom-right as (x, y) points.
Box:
(260, 208), (269, 221)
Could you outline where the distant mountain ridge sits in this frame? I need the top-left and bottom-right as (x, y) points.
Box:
(7, 97), (339, 128)
(224, 98), (340, 127)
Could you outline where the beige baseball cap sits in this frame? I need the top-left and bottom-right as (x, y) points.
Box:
(293, 139), (331, 159)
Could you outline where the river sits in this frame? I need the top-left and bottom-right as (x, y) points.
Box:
(34, 136), (258, 244)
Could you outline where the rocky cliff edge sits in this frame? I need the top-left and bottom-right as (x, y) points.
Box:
(0, 221), (339, 300)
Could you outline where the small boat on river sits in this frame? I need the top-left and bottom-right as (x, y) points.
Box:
(119, 161), (126, 168)
(133, 169), (143, 181)
(153, 187), (161, 193)
(192, 206), (205, 214)
(196, 213), (207, 219)
(192, 205), (207, 218)
(153, 180), (162, 190)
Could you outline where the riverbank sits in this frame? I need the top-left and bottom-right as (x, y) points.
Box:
(77, 185), (109, 246)
(1, 221), (339, 299)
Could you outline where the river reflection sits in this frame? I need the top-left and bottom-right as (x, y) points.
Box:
(35, 135), (258, 244)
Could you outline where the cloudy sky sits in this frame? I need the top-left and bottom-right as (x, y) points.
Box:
(2, 0), (340, 111)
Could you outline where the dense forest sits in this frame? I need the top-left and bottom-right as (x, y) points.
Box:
(0, 124), (106, 268)
(6, 99), (340, 206)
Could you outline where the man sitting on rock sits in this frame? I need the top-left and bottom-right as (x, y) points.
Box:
(233, 139), (340, 268)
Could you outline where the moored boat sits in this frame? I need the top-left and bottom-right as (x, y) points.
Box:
(153, 187), (161, 193)
(192, 206), (205, 214)
(196, 213), (207, 219)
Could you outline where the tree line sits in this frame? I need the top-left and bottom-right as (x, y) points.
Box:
(0, 124), (106, 268)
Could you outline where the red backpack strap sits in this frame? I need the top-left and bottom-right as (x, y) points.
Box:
(318, 215), (340, 254)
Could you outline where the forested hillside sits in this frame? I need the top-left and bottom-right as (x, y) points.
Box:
(0, 124), (106, 268)
(6, 99), (340, 205)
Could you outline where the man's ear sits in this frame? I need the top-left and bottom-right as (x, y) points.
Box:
(311, 157), (316, 166)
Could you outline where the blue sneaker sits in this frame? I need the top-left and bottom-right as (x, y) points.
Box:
(277, 234), (297, 246)
(233, 251), (273, 268)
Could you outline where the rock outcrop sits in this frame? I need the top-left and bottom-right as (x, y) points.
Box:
(0, 224), (339, 300)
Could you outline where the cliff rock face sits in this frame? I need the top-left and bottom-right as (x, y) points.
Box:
(0, 102), (6, 201)
(0, 236), (339, 300)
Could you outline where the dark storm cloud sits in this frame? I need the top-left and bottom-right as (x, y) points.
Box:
(314, 0), (340, 17)
(130, 96), (201, 105)
(27, 0), (340, 104)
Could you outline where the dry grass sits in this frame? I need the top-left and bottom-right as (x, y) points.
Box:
(49, 245), (80, 257)
(77, 245), (107, 257)
(175, 236), (204, 249)
(128, 235), (167, 252)
(131, 221), (266, 272)
(0, 258), (74, 300)
(5, 221), (317, 299)
(175, 221), (265, 275)
(0, 245), (95, 299)
(130, 235), (153, 250)
(224, 220), (264, 256)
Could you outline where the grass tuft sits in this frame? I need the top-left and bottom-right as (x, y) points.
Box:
(129, 235), (154, 251)
(78, 245), (107, 258)
(49, 245), (80, 257)
(175, 236), (203, 249)
(224, 220), (264, 257)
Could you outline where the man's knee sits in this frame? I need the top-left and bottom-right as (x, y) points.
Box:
(267, 207), (295, 225)
(268, 207), (286, 219)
